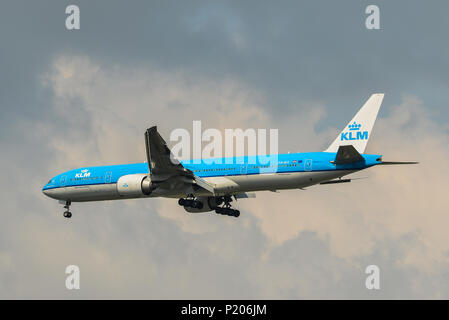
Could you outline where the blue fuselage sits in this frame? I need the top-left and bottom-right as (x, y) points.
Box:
(42, 152), (381, 201)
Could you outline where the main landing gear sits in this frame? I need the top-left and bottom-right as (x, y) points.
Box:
(62, 200), (72, 218)
(178, 197), (204, 209)
(215, 195), (240, 217)
(178, 195), (240, 217)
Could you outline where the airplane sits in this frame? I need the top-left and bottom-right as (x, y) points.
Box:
(42, 93), (417, 218)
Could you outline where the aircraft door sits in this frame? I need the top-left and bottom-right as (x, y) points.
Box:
(304, 159), (312, 171)
(105, 171), (112, 183)
(60, 175), (67, 186)
(240, 165), (247, 175)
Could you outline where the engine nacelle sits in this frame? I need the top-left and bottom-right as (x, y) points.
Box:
(117, 174), (153, 198)
(183, 196), (222, 213)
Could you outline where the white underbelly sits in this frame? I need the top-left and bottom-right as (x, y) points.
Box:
(45, 184), (121, 202)
(205, 170), (357, 194)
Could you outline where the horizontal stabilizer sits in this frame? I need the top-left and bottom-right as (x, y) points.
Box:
(320, 179), (351, 185)
(333, 145), (365, 164)
(320, 176), (368, 185)
(379, 161), (419, 165)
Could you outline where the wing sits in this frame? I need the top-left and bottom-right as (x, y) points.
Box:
(144, 126), (215, 195)
(144, 126), (190, 180)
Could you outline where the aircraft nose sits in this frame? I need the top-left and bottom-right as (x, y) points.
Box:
(42, 178), (63, 200)
(42, 178), (53, 197)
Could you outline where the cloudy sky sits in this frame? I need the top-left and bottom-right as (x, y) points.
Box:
(1, 0), (449, 299)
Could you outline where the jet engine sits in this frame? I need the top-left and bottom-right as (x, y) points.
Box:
(116, 174), (154, 198)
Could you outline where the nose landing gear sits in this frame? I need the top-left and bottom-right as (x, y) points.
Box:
(62, 200), (72, 218)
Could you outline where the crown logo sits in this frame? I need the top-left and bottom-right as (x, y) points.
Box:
(81, 169), (89, 173)
(348, 121), (362, 131)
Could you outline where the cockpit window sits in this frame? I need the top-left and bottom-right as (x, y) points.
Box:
(47, 179), (52, 184)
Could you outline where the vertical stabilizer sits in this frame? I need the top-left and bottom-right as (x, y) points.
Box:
(325, 93), (384, 153)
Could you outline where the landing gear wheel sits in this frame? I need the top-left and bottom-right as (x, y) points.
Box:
(63, 211), (72, 218)
(192, 201), (203, 209)
(178, 197), (204, 210)
(214, 196), (240, 217)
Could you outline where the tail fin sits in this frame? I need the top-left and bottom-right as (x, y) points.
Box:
(325, 93), (384, 153)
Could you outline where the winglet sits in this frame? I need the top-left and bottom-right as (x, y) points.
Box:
(144, 126), (156, 174)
